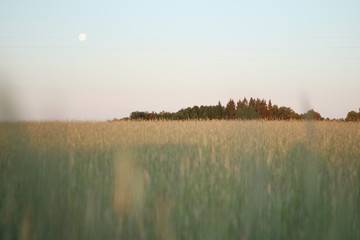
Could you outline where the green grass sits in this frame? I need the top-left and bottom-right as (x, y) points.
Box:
(0, 121), (360, 239)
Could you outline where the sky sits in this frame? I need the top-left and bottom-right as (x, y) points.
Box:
(0, 0), (360, 120)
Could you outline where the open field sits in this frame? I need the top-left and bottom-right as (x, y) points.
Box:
(1, 121), (360, 239)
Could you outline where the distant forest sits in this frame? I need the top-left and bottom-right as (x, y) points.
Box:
(126, 97), (360, 121)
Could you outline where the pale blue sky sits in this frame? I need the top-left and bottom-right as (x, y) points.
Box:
(1, 0), (360, 120)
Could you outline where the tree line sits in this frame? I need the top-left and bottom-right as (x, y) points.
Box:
(126, 97), (360, 121)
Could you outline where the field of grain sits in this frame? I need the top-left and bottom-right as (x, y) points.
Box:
(1, 121), (360, 239)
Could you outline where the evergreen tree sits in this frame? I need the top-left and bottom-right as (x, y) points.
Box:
(268, 100), (273, 120)
(215, 101), (225, 119)
(258, 99), (268, 119)
(226, 99), (236, 119)
(249, 98), (255, 109)
(255, 98), (261, 116)
(236, 100), (242, 112)
(236, 106), (259, 120)
(272, 105), (279, 119)
(242, 97), (248, 108)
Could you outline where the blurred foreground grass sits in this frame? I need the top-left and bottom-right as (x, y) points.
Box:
(0, 121), (360, 239)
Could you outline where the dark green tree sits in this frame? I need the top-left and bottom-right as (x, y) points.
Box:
(215, 101), (225, 119)
(345, 111), (360, 121)
(236, 106), (259, 120)
(272, 105), (279, 119)
(277, 107), (299, 120)
(236, 100), (242, 112)
(249, 98), (255, 109)
(301, 109), (323, 121)
(191, 106), (200, 119)
(130, 111), (147, 120)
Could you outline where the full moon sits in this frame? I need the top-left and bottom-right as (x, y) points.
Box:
(79, 33), (87, 42)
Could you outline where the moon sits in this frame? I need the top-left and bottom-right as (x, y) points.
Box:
(79, 33), (87, 42)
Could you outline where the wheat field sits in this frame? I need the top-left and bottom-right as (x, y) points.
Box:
(1, 121), (360, 239)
